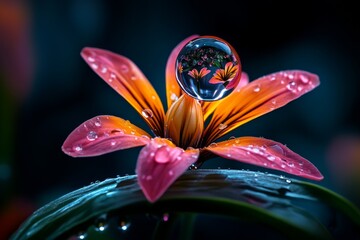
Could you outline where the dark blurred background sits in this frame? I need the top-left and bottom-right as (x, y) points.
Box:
(1, 0), (360, 238)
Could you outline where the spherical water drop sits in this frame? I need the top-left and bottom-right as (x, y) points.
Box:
(253, 85), (261, 92)
(77, 231), (87, 239)
(162, 213), (170, 222)
(141, 109), (154, 118)
(94, 215), (107, 232)
(287, 81), (297, 91)
(218, 123), (227, 130)
(176, 36), (241, 101)
(87, 131), (98, 141)
(94, 118), (101, 127)
(74, 145), (83, 152)
(118, 219), (130, 231)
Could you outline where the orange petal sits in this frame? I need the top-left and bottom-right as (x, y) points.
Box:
(165, 35), (199, 109)
(136, 137), (199, 202)
(62, 115), (151, 157)
(204, 136), (323, 180)
(203, 70), (319, 145)
(165, 94), (204, 148)
(81, 48), (165, 136)
(202, 72), (249, 121)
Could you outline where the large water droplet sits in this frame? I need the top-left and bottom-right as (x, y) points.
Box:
(87, 131), (98, 141)
(154, 146), (170, 163)
(141, 109), (154, 118)
(176, 36), (241, 101)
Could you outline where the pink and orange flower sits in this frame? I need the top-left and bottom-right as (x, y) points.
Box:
(188, 67), (211, 81)
(62, 35), (323, 202)
(209, 62), (239, 89)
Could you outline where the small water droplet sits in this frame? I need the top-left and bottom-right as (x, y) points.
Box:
(111, 141), (116, 146)
(91, 63), (98, 69)
(219, 123), (227, 130)
(267, 155), (276, 161)
(118, 218), (130, 231)
(168, 170), (174, 176)
(189, 164), (198, 170)
(151, 95), (156, 100)
(208, 142), (218, 148)
(72, 144), (82, 152)
(170, 93), (178, 101)
(288, 162), (294, 168)
(281, 164), (286, 168)
(141, 109), (154, 118)
(94, 215), (107, 232)
(87, 131), (98, 141)
(287, 81), (297, 91)
(288, 74), (294, 80)
(300, 74), (309, 83)
(77, 231), (87, 239)
(146, 175), (153, 181)
(94, 118), (101, 127)
(120, 64), (129, 73)
(162, 213), (170, 222)
(253, 85), (260, 92)
(87, 56), (95, 62)
(286, 179), (292, 183)
(101, 67), (107, 73)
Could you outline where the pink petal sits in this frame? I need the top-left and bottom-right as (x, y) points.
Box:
(62, 116), (151, 157)
(208, 78), (224, 84)
(136, 138), (199, 202)
(204, 136), (323, 180)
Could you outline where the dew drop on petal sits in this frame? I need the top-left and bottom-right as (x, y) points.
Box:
(94, 118), (101, 127)
(286, 179), (292, 183)
(141, 109), (154, 118)
(218, 123), (227, 130)
(253, 85), (261, 92)
(170, 93), (178, 101)
(287, 81), (297, 91)
(267, 155), (276, 161)
(168, 170), (174, 176)
(175, 36), (241, 101)
(300, 74), (309, 83)
(87, 56), (95, 62)
(208, 142), (218, 148)
(154, 146), (170, 163)
(87, 131), (98, 141)
(74, 145), (83, 152)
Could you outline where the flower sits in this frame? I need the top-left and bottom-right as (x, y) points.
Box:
(188, 67), (211, 81)
(62, 35), (323, 203)
(209, 62), (239, 89)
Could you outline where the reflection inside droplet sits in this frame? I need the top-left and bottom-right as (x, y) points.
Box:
(176, 36), (241, 101)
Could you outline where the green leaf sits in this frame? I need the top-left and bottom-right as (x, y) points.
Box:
(11, 170), (360, 239)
